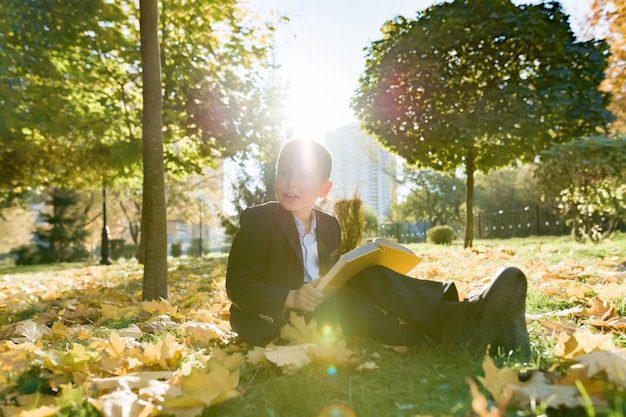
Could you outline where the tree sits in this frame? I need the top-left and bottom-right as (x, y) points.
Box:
(391, 168), (465, 226)
(591, 0), (626, 133)
(352, 0), (613, 248)
(0, 0), (275, 204)
(474, 165), (543, 214)
(139, 0), (167, 301)
(11, 189), (91, 265)
(534, 135), (626, 242)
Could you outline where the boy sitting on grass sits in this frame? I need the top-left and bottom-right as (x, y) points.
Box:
(226, 138), (529, 356)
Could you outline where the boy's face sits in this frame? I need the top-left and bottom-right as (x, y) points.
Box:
(275, 152), (332, 218)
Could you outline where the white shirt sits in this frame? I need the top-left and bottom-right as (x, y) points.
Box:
(293, 212), (320, 283)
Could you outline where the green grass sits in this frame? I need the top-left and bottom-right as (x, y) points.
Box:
(203, 340), (485, 417)
(2, 234), (626, 417)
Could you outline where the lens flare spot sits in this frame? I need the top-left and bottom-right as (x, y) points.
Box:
(327, 365), (337, 376)
(318, 403), (356, 417)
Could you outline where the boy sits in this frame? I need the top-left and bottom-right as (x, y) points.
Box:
(226, 138), (529, 355)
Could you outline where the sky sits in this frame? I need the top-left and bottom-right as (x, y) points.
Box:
(248, 0), (594, 142)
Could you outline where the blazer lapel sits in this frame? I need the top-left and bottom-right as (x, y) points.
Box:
(273, 204), (303, 265)
(315, 210), (333, 276)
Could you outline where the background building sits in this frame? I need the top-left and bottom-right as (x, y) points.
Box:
(324, 123), (396, 223)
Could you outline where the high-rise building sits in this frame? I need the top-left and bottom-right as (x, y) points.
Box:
(324, 123), (396, 223)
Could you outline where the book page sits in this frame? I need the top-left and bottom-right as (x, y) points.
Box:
(315, 238), (422, 296)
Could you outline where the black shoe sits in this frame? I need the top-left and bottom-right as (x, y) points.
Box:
(440, 267), (528, 355)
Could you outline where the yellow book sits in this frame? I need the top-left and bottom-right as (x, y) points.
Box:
(315, 237), (422, 296)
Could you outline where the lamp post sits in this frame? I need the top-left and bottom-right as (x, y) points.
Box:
(100, 186), (112, 265)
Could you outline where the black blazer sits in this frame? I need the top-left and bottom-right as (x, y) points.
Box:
(226, 202), (341, 345)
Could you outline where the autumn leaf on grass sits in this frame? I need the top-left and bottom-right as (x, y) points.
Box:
(90, 387), (155, 417)
(97, 331), (140, 374)
(595, 282), (626, 302)
(553, 330), (617, 359)
(307, 340), (359, 366)
(477, 355), (520, 402)
(181, 321), (234, 344)
(88, 371), (175, 401)
(573, 350), (626, 388)
(139, 315), (179, 334)
(477, 357), (581, 410)
(1, 319), (52, 343)
(584, 316), (626, 332)
(162, 361), (240, 412)
(141, 333), (186, 370)
(60, 303), (93, 322)
(40, 342), (99, 376)
(0, 393), (59, 417)
(141, 299), (178, 318)
(511, 371), (581, 409)
(246, 346), (266, 366)
(581, 298), (615, 320)
(56, 383), (87, 409)
(467, 376), (509, 417)
(280, 312), (319, 344)
(263, 343), (314, 370)
(0, 341), (37, 379)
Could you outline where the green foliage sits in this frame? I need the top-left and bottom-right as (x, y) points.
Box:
(392, 167), (465, 224)
(426, 225), (455, 245)
(12, 189), (90, 265)
(333, 193), (366, 254)
(352, 0), (613, 247)
(0, 0), (275, 194)
(363, 206), (379, 237)
(474, 165), (543, 213)
(535, 135), (626, 242)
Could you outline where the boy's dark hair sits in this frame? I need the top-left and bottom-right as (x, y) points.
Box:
(276, 138), (333, 181)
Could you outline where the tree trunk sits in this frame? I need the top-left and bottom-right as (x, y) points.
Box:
(464, 146), (475, 248)
(139, 0), (168, 300)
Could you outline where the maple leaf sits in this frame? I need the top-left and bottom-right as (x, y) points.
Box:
(279, 312), (320, 343)
(263, 343), (314, 370)
(10, 319), (52, 343)
(510, 371), (581, 409)
(0, 340), (36, 374)
(307, 340), (359, 366)
(139, 315), (179, 334)
(56, 383), (87, 409)
(477, 356), (520, 402)
(553, 330), (617, 359)
(467, 377), (508, 417)
(40, 343), (99, 375)
(60, 303), (92, 322)
(246, 346), (267, 366)
(90, 387), (156, 417)
(582, 298), (615, 320)
(574, 350), (626, 388)
(181, 321), (233, 344)
(162, 361), (240, 411)
(141, 299), (178, 318)
(141, 333), (185, 370)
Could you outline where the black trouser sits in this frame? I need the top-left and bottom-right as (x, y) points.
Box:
(313, 265), (459, 346)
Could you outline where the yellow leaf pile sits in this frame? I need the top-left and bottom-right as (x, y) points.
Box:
(0, 259), (365, 417)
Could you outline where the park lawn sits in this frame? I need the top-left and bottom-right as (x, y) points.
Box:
(0, 234), (625, 417)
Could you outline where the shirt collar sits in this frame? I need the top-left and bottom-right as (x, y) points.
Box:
(293, 211), (316, 237)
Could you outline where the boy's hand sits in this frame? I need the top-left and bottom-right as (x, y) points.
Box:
(285, 283), (324, 312)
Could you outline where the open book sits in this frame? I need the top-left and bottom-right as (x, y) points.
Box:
(314, 237), (422, 296)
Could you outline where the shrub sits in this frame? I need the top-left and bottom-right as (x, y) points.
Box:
(426, 225), (454, 245)
(333, 191), (365, 254)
